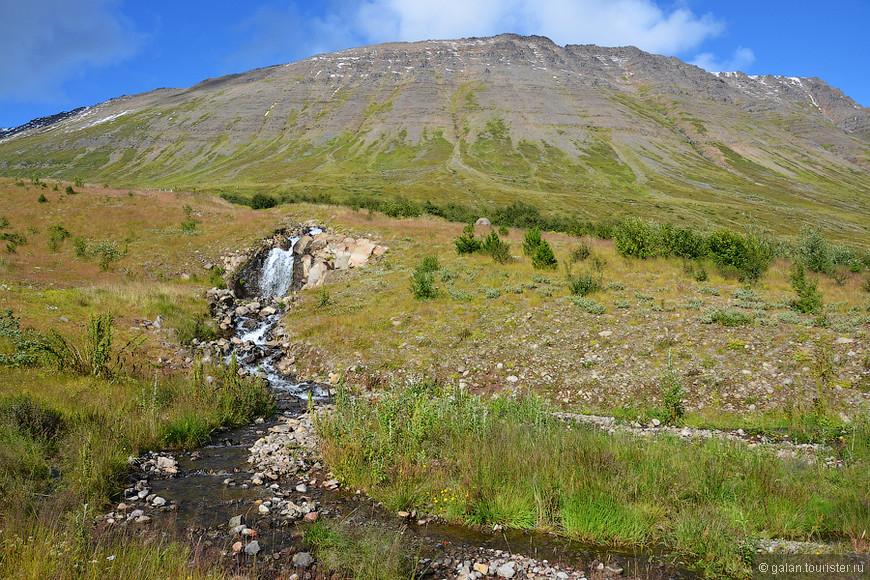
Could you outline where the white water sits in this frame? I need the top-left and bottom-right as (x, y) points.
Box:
(230, 228), (330, 400)
(258, 228), (322, 297)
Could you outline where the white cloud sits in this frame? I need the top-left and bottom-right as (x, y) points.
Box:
(354, 0), (723, 54)
(691, 46), (755, 72)
(0, 0), (141, 101)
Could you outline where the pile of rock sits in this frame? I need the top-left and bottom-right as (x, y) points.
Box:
(103, 454), (179, 525)
(421, 547), (626, 579)
(293, 230), (387, 290)
(247, 412), (322, 478)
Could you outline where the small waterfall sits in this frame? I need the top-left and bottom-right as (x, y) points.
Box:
(258, 228), (321, 297)
(259, 242), (297, 297)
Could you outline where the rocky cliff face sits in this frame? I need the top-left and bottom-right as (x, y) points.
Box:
(2, 34), (868, 239)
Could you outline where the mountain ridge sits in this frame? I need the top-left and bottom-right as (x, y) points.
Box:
(1, 33), (868, 242)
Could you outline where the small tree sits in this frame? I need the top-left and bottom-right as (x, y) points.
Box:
(522, 227), (542, 256)
(483, 231), (511, 263)
(65, 185), (76, 195)
(790, 263), (823, 314)
(454, 224), (482, 254)
(614, 217), (659, 259)
(37, 194), (47, 203)
(532, 240), (558, 270)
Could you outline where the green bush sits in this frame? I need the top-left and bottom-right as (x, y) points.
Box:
(250, 193), (277, 210)
(37, 194), (47, 203)
(700, 307), (752, 326)
(454, 224), (482, 254)
(522, 227), (542, 256)
(483, 231), (511, 263)
(571, 297), (605, 314)
(418, 254), (440, 273)
(614, 217), (659, 259)
(796, 226), (831, 274)
(661, 224), (707, 259)
(47, 225), (71, 252)
(532, 240), (558, 270)
(65, 186), (76, 195)
(410, 265), (437, 300)
(790, 263), (823, 314)
(568, 271), (602, 296)
(707, 229), (769, 281)
(657, 355), (685, 425)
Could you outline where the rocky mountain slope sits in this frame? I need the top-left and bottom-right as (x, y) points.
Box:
(2, 34), (869, 241)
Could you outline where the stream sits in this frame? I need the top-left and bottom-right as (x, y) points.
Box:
(119, 230), (696, 579)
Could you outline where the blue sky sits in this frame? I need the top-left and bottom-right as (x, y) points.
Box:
(1, 0), (867, 129)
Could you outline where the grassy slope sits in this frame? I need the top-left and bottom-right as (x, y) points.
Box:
(0, 180), (282, 579)
(2, 84), (868, 246)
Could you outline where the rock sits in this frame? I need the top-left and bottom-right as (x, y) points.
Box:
(397, 511), (410, 518)
(474, 562), (490, 574)
(153, 315), (164, 329)
(836, 337), (855, 344)
(258, 504), (270, 515)
(496, 562), (516, 578)
(231, 524), (248, 535)
(244, 541), (260, 556)
(232, 541), (243, 554)
(296, 484), (308, 493)
(135, 516), (151, 524)
(129, 509), (143, 519)
(156, 456), (177, 470)
(229, 515), (243, 527)
(651, 418), (661, 427)
(292, 552), (315, 568)
(506, 375), (519, 383)
(307, 261), (329, 287)
(598, 330), (613, 337)
(349, 240), (376, 267)
(151, 496), (166, 507)
(605, 565), (624, 575)
(475, 218), (491, 226)
(302, 512), (319, 522)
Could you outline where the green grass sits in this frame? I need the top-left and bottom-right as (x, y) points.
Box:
(316, 381), (870, 578)
(302, 520), (413, 580)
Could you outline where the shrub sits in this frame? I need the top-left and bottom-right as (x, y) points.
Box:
(47, 225), (71, 252)
(707, 229), (769, 282)
(498, 225), (508, 236)
(482, 231), (511, 263)
(571, 297), (605, 314)
(796, 226), (832, 274)
(522, 227), (542, 256)
(250, 193), (277, 210)
(180, 204), (198, 233)
(37, 194), (47, 203)
(570, 242), (591, 262)
(72, 237), (89, 258)
(661, 224), (707, 259)
(532, 240), (558, 269)
(73, 176), (85, 187)
(657, 354), (685, 425)
(65, 185), (76, 195)
(614, 217), (659, 259)
(208, 266), (227, 289)
(410, 264), (437, 300)
(454, 224), (482, 254)
(418, 254), (440, 273)
(568, 271), (602, 296)
(90, 240), (124, 271)
(700, 307), (752, 326)
(790, 263), (823, 314)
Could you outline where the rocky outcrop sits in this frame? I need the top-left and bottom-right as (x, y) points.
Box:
(292, 230), (387, 291)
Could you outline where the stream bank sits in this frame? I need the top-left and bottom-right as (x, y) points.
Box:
(99, 226), (696, 579)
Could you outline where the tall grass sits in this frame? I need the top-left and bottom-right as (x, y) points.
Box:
(316, 381), (870, 578)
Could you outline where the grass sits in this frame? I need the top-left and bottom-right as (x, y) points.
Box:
(316, 381), (870, 578)
(0, 182), (283, 579)
(302, 520), (413, 580)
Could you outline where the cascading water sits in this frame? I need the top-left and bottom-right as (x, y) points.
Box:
(231, 228), (329, 400)
(258, 228), (321, 298)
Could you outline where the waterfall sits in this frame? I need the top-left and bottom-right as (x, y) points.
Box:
(258, 228), (321, 298)
(259, 243), (297, 297)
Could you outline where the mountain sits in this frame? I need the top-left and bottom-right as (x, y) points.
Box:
(2, 34), (869, 242)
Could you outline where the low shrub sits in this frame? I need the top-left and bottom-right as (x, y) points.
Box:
(568, 271), (602, 297)
(532, 240), (558, 270)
